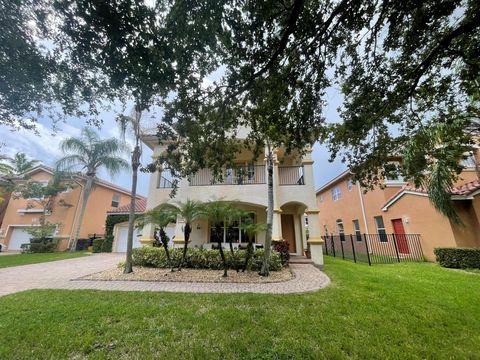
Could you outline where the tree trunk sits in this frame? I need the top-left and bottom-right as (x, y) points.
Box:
(124, 145), (140, 274)
(242, 235), (254, 272)
(216, 225), (228, 277)
(159, 227), (172, 268)
(69, 176), (94, 252)
(178, 223), (191, 271)
(227, 228), (239, 272)
(260, 148), (274, 277)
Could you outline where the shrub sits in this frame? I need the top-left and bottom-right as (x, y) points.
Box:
(434, 247), (480, 269)
(272, 240), (290, 264)
(132, 247), (283, 271)
(101, 235), (113, 252)
(92, 238), (105, 253)
(28, 239), (57, 253)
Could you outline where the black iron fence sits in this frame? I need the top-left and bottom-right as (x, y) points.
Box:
(322, 233), (424, 265)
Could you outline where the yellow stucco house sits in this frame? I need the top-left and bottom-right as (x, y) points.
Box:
(139, 132), (324, 265)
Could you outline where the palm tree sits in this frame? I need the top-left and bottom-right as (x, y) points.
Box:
(56, 127), (129, 251)
(137, 204), (177, 269)
(173, 199), (205, 271)
(0, 152), (40, 175)
(204, 200), (234, 277)
(239, 218), (267, 272)
(117, 106), (143, 274)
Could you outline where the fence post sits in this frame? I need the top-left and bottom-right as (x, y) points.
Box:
(330, 234), (336, 257)
(392, 233), (401, 263)
(324, 236), (329, 256)
(350, 234), (357, 263)
(340, 236), (345, 259)
(363, 234), (371, 266)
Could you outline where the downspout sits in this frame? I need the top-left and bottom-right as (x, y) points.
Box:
(356, 181), (370, 232)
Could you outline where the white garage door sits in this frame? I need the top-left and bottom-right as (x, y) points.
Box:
(115, 227), (142, 252)
(8, 227), (32, 250)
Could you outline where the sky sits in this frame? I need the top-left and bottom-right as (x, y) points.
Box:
(0, 91), (347, 197)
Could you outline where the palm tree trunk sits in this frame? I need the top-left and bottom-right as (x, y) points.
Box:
(260, 147), (274, 277)
(242, 235), (253, 272)
(178, 223), (191, 271)
(124, 145), (140, 274)
(216, 225), (228, 277)
(69, 176), (94, 252)
(159, 227), (172, 268)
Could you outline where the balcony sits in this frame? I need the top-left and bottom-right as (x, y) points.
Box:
(189, 165), (266, 186)
(278, 166), (304, 185)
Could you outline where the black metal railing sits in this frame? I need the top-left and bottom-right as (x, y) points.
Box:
(278, 165), (305, 185)
(158, 176), (174, 189)
(189, 165), (266, 186)
(322, 233), (424, 265)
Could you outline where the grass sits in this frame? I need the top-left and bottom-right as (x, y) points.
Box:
(0, 257), (479, 359)
(0, 251), (90, 268)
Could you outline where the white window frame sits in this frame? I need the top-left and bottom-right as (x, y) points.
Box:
(111, 194), (120, 208)
(336, 219), (345, 241)
(331, 186), (341, 201)
(374, 216), (388, 242)
(347, 180), (353, 191)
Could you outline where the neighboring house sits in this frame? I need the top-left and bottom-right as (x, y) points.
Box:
(139, 132), (322, 259)
(316, 157), (480, 261)
(0, 165), (144, 251)
(106, 198), (175, 252)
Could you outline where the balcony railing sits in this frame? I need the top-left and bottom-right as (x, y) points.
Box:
(278, 166), (305, 185)
(157, 176), (174, 189)
(189, 165), (266, 186)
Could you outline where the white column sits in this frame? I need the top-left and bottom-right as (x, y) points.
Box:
(272, 209), (283, 241)
(306, 209), (324, 268)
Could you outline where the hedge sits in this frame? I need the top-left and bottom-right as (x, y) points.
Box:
(132, 247), (283, 271)
(92, 238), (105, 253)
(434, 247), (480, 269)
(105, 214), (129, 237)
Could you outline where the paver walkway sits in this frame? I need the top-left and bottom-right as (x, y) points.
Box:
(0, 253), (330, 297)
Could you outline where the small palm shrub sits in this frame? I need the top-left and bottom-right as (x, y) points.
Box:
(132, 247), (283, 271)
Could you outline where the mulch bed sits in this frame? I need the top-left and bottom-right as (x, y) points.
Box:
(79, 266), (294, 283)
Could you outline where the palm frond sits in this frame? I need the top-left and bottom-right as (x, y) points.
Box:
(174, 199), (205, 224)
(425, 161), (462, 225)
(55, 155), (87, 172)
(96, 156), (130, 178)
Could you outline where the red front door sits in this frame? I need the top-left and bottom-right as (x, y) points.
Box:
(392, 218), (409, 254)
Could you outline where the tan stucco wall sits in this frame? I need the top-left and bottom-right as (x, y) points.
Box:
(316, 172), (480, 261)
(0, 170), (133, 250)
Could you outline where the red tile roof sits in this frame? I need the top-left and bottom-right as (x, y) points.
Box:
(382, 179), (480, 210)
(451, 179), (480, 195)
(107, 198), (147, 214)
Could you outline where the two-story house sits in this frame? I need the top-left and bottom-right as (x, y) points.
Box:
(138, 132), (323, 261)
(0, 165), (144, 251)
(316, 157), (480, 261)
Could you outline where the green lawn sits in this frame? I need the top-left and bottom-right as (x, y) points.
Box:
(0, 257), (479, 359)
(0, 251), (90, 268)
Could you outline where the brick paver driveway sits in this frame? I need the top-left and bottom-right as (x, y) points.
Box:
(0, 253), (123, 297)
(0, 254), (330, 297)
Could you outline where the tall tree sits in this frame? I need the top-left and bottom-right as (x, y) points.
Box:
(56, 128), (128, 251)
(117, 108), (143, 274)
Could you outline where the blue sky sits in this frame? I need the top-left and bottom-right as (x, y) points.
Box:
(0, 88), (347, 196)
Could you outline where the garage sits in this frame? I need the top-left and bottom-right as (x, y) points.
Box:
(8, 227), (32, 251)
(114, 226), (142, 252)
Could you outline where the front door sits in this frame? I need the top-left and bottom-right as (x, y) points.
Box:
(281, 214), (296, 253)
(392, 218), (409, 254)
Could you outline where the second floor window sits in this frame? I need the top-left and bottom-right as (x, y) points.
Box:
(374, 216), (387, 242)
(461, 155), (477, 168)
(331, 186), (341, 201)
(347, 180), (353, 191)
(111, 194), (120, 208)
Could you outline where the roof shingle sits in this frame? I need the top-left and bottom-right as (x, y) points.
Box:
(107, 198), (147, 214)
